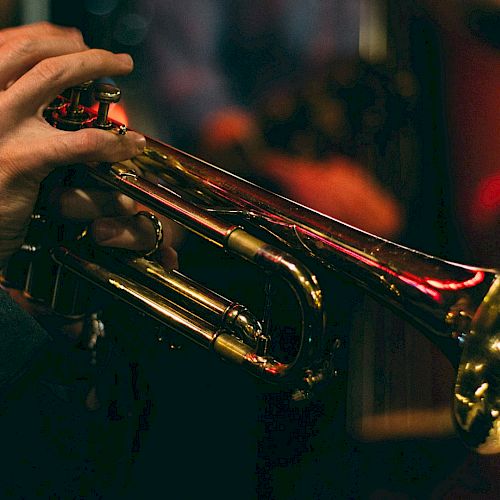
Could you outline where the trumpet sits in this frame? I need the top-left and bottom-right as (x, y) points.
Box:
(3, 83), (499, 455)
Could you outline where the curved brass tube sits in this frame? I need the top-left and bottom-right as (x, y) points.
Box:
(3, 93), (499, 453)
(50, 228), (327, 396)
(65, 140), (497, 453)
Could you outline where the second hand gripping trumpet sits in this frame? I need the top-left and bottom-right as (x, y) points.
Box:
(3, 82), (500, 455)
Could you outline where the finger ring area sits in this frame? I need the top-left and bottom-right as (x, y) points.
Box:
(135, 211), (163, 257)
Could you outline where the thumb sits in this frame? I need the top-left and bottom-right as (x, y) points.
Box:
(47, 127), (146, 165)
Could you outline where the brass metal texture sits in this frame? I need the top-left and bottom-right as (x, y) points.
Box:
(4, 88), (498, 454)
(92, 83), (121, 129)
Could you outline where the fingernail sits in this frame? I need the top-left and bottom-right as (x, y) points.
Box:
(92, 220), (122, 244)
(134, 134), (146, 154)
(115, 193), (135, 213)
(117, 53), (134, 68)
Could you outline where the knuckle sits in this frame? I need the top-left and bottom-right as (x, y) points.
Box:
(86, 48), (109, 66)
(62, 25), (83, 37)
(67, 49), (114, 83)
(9, 36), (38, 59)
(60, 26), (86, 46)
(67, 36), (88, 52)
(32, 21), (53, 32)
(76, 130), (102, 155)
(37, 22), (84, 41)
(29, 21), (61, 37)
(32, 57), (66, 86)
(35, 21), (73, 37)
(71, 30), (87, 48)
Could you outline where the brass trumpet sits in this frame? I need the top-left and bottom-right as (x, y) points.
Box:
(3, 83), (499, 455)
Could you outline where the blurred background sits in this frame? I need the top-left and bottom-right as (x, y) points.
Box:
(2, 0), (499, 498)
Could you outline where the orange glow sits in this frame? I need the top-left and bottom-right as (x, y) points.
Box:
(89, 102), (129, 126)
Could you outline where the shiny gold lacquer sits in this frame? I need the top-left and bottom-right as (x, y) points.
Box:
(86, 143), (500, 454)
(4, 87), (499, 454)
(454, 278), (500, 454)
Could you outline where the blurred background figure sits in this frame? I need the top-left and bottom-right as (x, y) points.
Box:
(141, 0), (404, 239)
(137, 3), (414, 497)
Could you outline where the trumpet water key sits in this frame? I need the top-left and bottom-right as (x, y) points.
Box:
(3, 83), (499, 454)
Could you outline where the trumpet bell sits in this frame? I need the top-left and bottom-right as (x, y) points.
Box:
(60, 141), (500, 454)
(455, 276), (500, 454)
(2, 87), (499, 454)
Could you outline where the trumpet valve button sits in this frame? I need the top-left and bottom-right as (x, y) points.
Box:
(93, 83), (121, 129)
(51, 80), (93, 130)
(67, 80), (93, 116)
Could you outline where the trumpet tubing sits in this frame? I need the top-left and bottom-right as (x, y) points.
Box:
(3, 85), (499, 454)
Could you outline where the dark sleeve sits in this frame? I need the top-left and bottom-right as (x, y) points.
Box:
(0, 288), (93, 497)
(0, 286), (51, 396)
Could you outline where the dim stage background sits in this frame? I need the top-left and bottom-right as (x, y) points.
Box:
(5, 0), (499, 498)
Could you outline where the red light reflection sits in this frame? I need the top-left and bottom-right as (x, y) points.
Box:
(297, 228), (487, 303)
(89, 102), (128, 126)
(426, 271), (485, 291)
